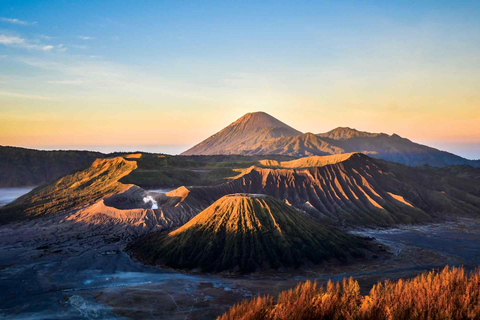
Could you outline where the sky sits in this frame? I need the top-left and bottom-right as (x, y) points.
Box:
(0, 1), (479, 158)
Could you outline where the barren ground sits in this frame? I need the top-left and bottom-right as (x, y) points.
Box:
(2, 189), (480, 319)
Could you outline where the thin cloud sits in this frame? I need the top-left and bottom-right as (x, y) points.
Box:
(71, 44), (87, 49)
(0, 17), (37, 26)
(0, 35), (24, 45)
(16, 56), (226, 104)
(78, 36), (95, 40)
(0, 34), (54, 51)
(57, 44), (67, 52)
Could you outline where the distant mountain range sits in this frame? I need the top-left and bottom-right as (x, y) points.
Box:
(3, 151), (480, 273)
(174, 153), (480, 227)
(1, 112), (478, 189)
(2, 113), (479, 276)
(5, 152), (479, 228)
(182, 112), (480, 167)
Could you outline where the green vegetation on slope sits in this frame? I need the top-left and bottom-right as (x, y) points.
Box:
(0, 157), (137, 223)
(0, 144), (296, 189)
(128, 194), (365, 273)
(219, 266), (480, 320)
(119, 154), (295, 188)
(0, 152), (297, 224)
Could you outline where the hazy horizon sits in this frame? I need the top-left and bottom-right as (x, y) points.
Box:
(4, 139), (480, 160)
(3, 109), (480, 159)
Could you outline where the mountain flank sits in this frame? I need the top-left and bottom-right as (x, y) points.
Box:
(0, 157), (137, 223)
(317, 127), (382, 140)
(318, 127), (479, 167)
(258, 153), (357, 168)
(182, 112), (480, 167)
(181, 112), (302, 155)
(128, 194), (366, 273)
(160, 153), (480, 227)
(3, 151), (480, 229)
(0, 146), (104, 187)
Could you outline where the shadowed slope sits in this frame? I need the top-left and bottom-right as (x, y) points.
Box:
(317, 127), (381, 140)
(3, 151), (479, 229)
(0, 157), (137, 223)
(129, 194), (365, 273)
(0, 146), (104, 187)
(167, 153), (480, 227)
(318, 127), (480, 167)
(181, 112), (302, 155)
(0, 153), (297, 231)
(242, 132), (344, 157)
(438, 165), (480, 180)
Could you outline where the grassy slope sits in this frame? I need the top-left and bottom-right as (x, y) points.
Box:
(128, 194), (365, 273)
(219, 266), (480, 320)
(3, 151), (479, 228)
(120, 154), (296, 188)
(0, 153), (297, 223)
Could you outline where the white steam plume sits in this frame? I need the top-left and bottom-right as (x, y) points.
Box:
(143, 195), (158, 209)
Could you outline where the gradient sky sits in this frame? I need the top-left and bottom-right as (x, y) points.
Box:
(1, 1), (479, 158)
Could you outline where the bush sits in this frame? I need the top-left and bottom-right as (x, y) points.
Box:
(218, 266), (480, 320)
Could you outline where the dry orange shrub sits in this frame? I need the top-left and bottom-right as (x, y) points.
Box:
(218, 266), (480, 320)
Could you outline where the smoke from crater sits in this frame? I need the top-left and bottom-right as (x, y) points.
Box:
(143, 195), (158, 209)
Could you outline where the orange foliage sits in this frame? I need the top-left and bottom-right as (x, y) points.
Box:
(218, 266), (480, 320)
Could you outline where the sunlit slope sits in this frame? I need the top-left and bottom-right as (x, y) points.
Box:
(182, 112), (302, 155)
(0, 153), (295, 227)
(242, 132), (344, 157)
(3, 151), (479, 228)
(0, 157), (137, 223)
(119, 153), (295, 189)
(241, 154), (480, 224)
(259, 153), (357, 168)
(181, 112), (479, 167)
(174, 153), (480, 227)
(129, 194), (365, 273)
